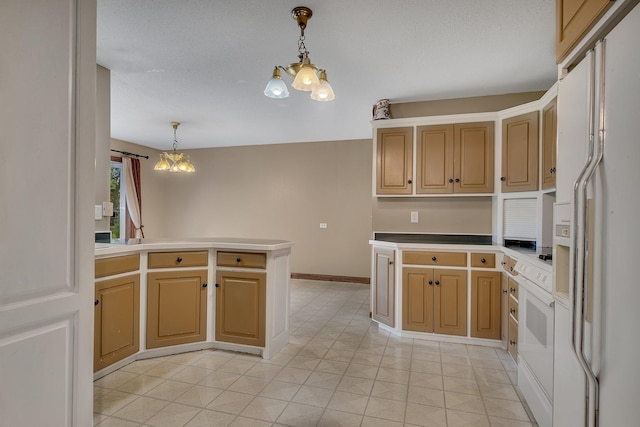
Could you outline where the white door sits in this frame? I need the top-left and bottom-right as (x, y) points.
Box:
(0, 0), (96, 425)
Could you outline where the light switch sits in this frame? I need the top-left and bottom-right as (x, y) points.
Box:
(411, 211), (419, 223)
(102, 201), (114, 217)
(94, 205), (103, 220)
(319, 223), (328, 229)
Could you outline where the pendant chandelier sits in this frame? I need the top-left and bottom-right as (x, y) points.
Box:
(264, 6), (335, 102)
(153, 122), (195, 173)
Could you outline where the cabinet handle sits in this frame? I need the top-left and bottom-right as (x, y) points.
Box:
(448, 178), (454, 183)
(215, 283), (219, 288)
(202, 283), (208, 288)
(434, 280), (440, 286)
(501, 261), (506, 265)
(510, 287), (516, 293)
(500, 176), (506, 182)
(510, 340), (516, 346)
(480, 258), (486, 263)
(431, 256), (437, 261)
(510, 266), (514, 272)
(407, 179), (413, 184)
(94, 299), (99, 306)
(428, 280), (433, 285)
(510, 308), (516, 314)
(550, 167), (556, 173)
(455, 178), (460, 183)
(389, 261), (394, 265)
(236, 257), (242, 263)
(502, 289), (507, 294)
(176, 257), (183, 263)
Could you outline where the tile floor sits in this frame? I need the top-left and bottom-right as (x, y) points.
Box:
(94, 279), (539, 427)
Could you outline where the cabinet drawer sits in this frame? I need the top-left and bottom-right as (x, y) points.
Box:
(508, 316), (518, 362)
(147, 251), (208, 268)
(508, 296), (518, 322)
(95, 254), (140, 278)
(508, 277), (519, 300)
(470, 253), (495, 268)
(502, 255), (518, 275)
(403, 251), (467, 267)
(217, 251), (267, 269)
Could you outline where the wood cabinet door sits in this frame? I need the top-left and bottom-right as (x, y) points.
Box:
(556, 0), (614, 62)
(372, 248), (395, 327)
(501, 273), (509, 348)
(508, 316), (518, 362)
(433, 269), (467, 336)
(376, 127), (414, 194)
(454, 122), (495, 193)
(416, 125), (454, 194)
(470, 271), (502, 339)
(216, 271), (266, 347)
(94, 274), (140, 371)
(501, 111), (539, 193)
(146, 270), (208, 349)
(542, 98), (558, 190)
(402, 268), (434, 332)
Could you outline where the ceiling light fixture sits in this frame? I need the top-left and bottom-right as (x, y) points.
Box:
(153, 122), (195, 173)
(264, 6), (335, 102)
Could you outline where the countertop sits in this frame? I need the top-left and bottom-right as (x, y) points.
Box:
(95, 237), (294, 257)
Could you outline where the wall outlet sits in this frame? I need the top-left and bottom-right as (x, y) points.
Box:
(94, 205), (103, 220)
(319, 223), (328, 229)
(411, 211), (419, 223)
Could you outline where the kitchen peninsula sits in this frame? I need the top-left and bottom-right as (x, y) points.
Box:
(94, 238), (293, 379)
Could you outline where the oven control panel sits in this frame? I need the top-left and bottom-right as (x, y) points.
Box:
(514, 259), (553, 293)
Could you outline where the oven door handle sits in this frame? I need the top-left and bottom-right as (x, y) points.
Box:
(517, 278), (554, 307)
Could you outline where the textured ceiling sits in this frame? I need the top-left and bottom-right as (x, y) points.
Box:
(97, 0), (557, 150)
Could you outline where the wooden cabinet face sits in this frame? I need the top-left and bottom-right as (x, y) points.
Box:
(542, 98), (558, 190)
(433, 269), (467, 336)
(402, 267), (466, 336)
(470, 271), (501, 339)
(94, 274), (140, 371)
(501, 111), (540, 193)
(376, 127), (413, 194)
(455, 122), (495, 194)
(508, 316), (518, 361)
(215, 271), (266, 347)
(416, 125), (454, 193)
(556, 0), (614, 62)
(373, 248), (395, 327)
(146, 270), (208, 349)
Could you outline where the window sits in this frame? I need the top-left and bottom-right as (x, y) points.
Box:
(110, 161), (126, 239)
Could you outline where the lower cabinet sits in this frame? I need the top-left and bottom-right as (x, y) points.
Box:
(372, 248), (396, 327)
(470, 271), (502, 339)
(94, 274), (140, 371)
(146, 270), (208, 349)
(215, 270), (266, 347)
(402, 267), (467, 336)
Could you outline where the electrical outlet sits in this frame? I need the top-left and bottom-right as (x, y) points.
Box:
(411, 211), (419, 223)
(319, 223), (328, 229)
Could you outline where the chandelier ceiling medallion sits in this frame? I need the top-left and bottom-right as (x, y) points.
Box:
(153, 122), (195, 173)
(264, 6), (335, 102)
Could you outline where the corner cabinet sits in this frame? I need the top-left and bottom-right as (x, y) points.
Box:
(501, 111), (540, 193)
(375, 127), (413, 195)
(556, 0), (614, 62)
(372, 247), (395, 327)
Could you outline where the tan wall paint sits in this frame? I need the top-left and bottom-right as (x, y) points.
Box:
(372, 197), (493, 235)
(95, 65), (111, 231)
(155, 139), (374, 277)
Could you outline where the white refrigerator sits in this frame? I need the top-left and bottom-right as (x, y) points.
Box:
(553, 3), (640, 427)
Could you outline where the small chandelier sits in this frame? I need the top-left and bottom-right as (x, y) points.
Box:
(153, 122), (195, 173)
(264, 6), (335, 102)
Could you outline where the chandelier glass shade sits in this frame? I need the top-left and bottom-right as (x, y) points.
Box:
(154, 122), (195, 173)
(264, 7), (335, 102)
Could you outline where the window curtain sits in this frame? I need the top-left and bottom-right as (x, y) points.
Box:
(123, 157), (144, 239)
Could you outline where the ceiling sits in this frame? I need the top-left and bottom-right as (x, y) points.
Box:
(97, 0), (557, 150)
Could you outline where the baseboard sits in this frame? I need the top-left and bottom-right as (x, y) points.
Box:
(291, 273), (370, 284)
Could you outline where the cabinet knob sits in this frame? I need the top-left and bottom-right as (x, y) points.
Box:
(236, 257), (242, 263)
(500, 176), (506, 182)
(202, 283), (208, 288)
(510, 340), (516, 346)
(510, 308), (516, 314)
(176, 257), (183, 263)
(502, 289), (507, 294)
(480, 258), (486, 263)
(510, 287), (516, 293)
(434, 280), (440, 286)
(501, 261), (506, 265)
(431, 256), (437, 261)
(215, 283), (220, 288)
(94, 299), (99, 306)
(510, 266), (514, 272)
(389, 261), (394, 265)
(455, 178), (460, 183)
(428, 280), (433, 285)
(448, 178), (454, 183)
(407, 179), (413, 184)
(550, 167), (556, 173)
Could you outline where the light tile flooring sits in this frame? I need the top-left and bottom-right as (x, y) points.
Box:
(94, 280), (539, 427)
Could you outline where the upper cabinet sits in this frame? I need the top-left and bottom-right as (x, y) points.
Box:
(376, 127), (413, 195)
(501, 111), (540, 193)
(416, 122), (494, 194)
(542, 98), (558, 190)
(556, 0), (615, 62)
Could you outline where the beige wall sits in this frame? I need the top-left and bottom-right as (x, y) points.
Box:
(95, 65), (111, 231)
